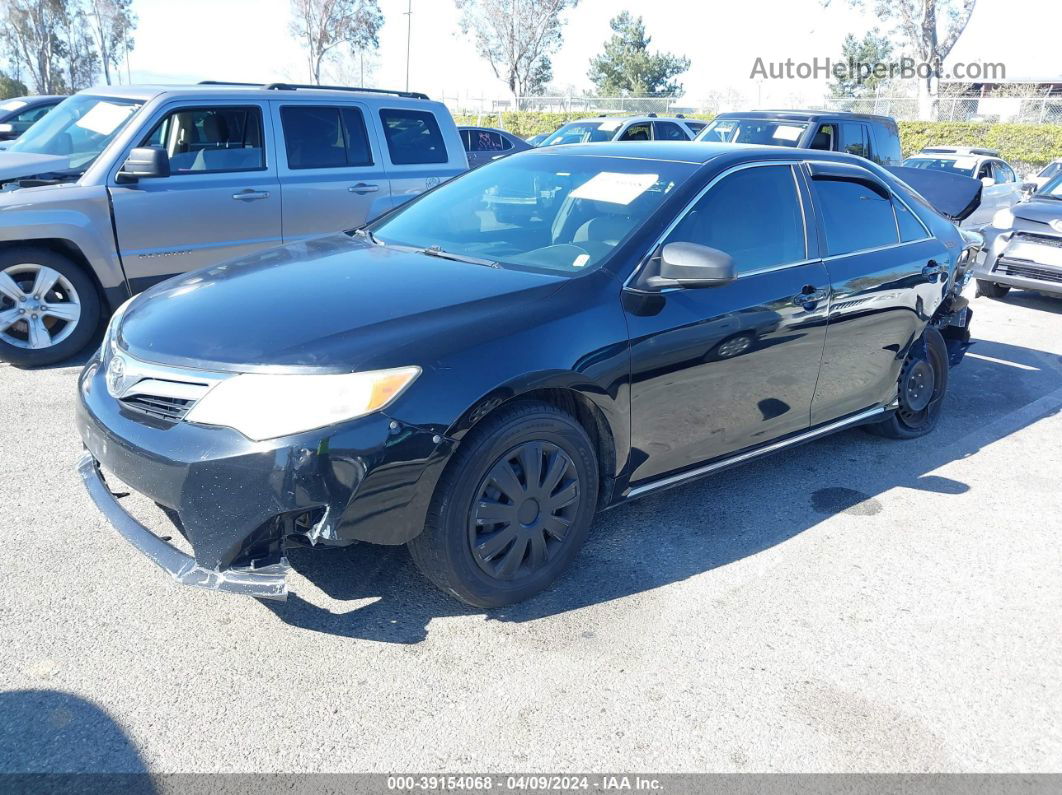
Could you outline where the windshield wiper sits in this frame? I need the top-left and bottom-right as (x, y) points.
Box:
(351, 227), (381, 245)
(418, 245), (500, 268)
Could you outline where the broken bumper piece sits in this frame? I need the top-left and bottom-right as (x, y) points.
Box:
(76, 452), (290, 601)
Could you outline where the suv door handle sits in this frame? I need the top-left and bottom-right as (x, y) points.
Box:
(792, 285), (829, 307)
(348, 183), (379, 194)
(232, 190), (270, 201)
(922, 261), (946, 282)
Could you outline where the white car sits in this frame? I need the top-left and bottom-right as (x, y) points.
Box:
(1025, 158), (1062, 194)
(902, 147), (1023, 229)
(539, 115), (701, 145)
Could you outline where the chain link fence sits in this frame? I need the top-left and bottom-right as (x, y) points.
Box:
(811, 95), (1061, 124)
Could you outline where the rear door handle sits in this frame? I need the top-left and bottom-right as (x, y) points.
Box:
(792, 285), (829, 307)
(348, 182), (380, 194)
(232, 190), (270, 201)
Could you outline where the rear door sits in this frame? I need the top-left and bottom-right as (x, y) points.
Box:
(465, 128), (511, 168)
(273, 101), (391, 241)
(377, 106), (466, 211)
(804, 161), (945, 424)
(836, 122), (871, 159)
(109, 102), (281, 289)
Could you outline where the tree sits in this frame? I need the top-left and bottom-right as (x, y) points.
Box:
(59, 2), (98, 91)
(0, 71), (29, 99)
(2, 0), (68, 94)
(826, 0), (978, 118)
(587, 12), (690, 97)
(455, 0), (578, 107)
(289, 0), (384, 85)
(829, 29), (896, 97)
(87, 0), (136, 85)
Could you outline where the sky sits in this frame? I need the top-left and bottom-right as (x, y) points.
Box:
(125, 0), (1060, 107)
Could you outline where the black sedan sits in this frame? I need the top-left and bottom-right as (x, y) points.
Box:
(76, 142), (977, 607)
(0, 95), (64, 142)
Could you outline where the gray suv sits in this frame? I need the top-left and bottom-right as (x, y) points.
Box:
(0, 82), (468, 366)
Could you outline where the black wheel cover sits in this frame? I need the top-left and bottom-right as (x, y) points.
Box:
(468, 441), (580, 582)
(897, 339), (946, 431)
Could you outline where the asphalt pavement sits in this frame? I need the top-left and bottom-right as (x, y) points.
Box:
(1, 287), (1060, 774)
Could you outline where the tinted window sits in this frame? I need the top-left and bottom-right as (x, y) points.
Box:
(618, 122), (651, 141)
(813, 178), (899, 256)
(469, 129), (508, 152)
(141, 106), (264, 173)
(684, 120), (706, 134)
(810, 124), (834, 151)
(666, 165), (805, 272)
(895, 199), (927, 242)
(902, 157), (977, 177)
(870, 124), (901, 164)
(379, 109), (447, 165)
(699, 118), (808, 147)
(838, 123), (868, 158)
(541, 121), (614, 145)
(654, 121), (687, 140)
(281, 106), (372, 169)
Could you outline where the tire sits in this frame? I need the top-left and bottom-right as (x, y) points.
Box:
(0, 247), (102, 367)
(408, 400), (599, 608)
(866, 326), (949, 440)
(709, 332), (755, 360)
(976, 280), (1010, 299)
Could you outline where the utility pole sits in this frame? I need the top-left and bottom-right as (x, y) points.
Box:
(404, 0), (412, 92)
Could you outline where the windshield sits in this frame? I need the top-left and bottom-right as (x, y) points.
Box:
(368, 154), (695, 276)
(902, 157), (977, 177)
(541, 121), (619, 146)
(8, 94), (141, 170)
(1037, 172), (1062, 198)
(697, 118), (808, 147)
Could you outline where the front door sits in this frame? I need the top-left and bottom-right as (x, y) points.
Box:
(625, 163), (830, 484)
(109, 103), (281, 290)
(273, 101), (392, 240)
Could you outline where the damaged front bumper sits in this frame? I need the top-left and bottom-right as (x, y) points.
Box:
(75, 354), (454, 601)
(77, 452), (290, 600)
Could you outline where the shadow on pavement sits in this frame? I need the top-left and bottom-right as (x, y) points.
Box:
(0, 689), (151, 790)
(261, 337), (1061, 644)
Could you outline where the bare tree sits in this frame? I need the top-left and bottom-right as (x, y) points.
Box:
(826, 0), (978, 118)
(87, 0), (135, 85)
(289, 0), (384, 85)
(59, 2), (97, 91)
(455, 0), (578, 108)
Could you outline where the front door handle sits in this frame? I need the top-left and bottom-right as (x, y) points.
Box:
(792, 285), (829, 308)
(348, 182), (380, 194)
(232, 190), (270, 201)
(922, 261), (946, 282)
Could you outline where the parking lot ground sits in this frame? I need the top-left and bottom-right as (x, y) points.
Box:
(1, 288), (1060, 774)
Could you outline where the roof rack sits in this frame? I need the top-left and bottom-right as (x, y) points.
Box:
(197, 81), (430, 100)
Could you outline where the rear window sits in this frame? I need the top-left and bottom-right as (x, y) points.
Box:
(281, 106), (372, 169)
(902, 157), (977, 177)
(698, 118), (808, 147)
(379, 109), (447, 165)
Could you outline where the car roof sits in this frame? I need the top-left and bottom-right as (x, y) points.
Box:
(524, 140), (892, 167)
(714, 110), (895, 124)
(73, 83), (440, 105)
(458, 126), (517, 135)
(565, 115), (694, 124)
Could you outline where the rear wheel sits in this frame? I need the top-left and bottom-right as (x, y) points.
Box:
(866, 326), (949, 440)
(0, 248), (101, 367)
(408, 401), (599, 607)
(976, 280), (1010, 299)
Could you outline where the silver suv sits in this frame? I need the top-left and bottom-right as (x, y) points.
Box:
(0, 81), (468, 366)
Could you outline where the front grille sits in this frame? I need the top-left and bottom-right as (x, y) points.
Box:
(1013, 232), (1062, 249)
(120, 394), (195, 422)
(995, 259), (1062, 284)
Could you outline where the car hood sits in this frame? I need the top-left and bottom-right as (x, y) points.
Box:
(0, 151), (70, 181)
(1012, 198), (1062, 225)
(118, 234), (569, 372)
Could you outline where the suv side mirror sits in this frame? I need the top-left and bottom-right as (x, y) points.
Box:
(980, 176), (994, 188)
(1021, 181), (1038, 194)
(117, 147), (170, 182)
(646, 242), (737, 289)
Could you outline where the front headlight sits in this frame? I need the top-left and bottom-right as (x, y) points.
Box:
(991, 207), (1014, 229)
(101, 296), (135, 357)
(184, 366), (421, 441)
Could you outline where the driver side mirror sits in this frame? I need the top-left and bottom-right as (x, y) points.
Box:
(980, 176), (994, 188)
(117, 147), (170, 183)
(1021, 181), (1038, 194)
(645, 242), (737, 290)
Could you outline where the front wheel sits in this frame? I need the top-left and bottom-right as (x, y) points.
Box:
(866, 326), (949, 440)
(408, 401), (599, 607)
(976, 280), (1010, 299)
(0, 248), (101, 367)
